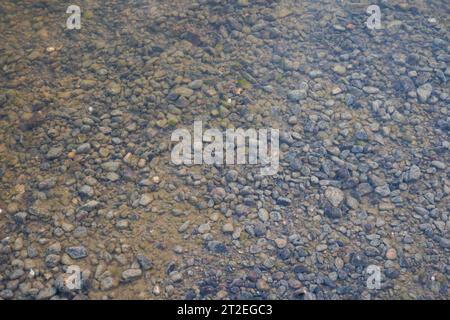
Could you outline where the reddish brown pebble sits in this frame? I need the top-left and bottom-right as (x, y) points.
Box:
(386, 248), (397, 260)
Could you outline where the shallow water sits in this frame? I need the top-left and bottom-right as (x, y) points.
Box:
(0, 0), (449, 300)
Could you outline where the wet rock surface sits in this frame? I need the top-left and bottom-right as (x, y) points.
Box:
(0, 0), (449, 300)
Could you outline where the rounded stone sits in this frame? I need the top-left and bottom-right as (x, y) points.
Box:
(386, 248), (397, 260)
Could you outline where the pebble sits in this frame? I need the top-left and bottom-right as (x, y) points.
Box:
(178, 220), (190, 233)
(100, 277), (115, 291)
(37, 287), (56, 300)
(439, 238), (450, 249)
(188, 80), (203, 90)
(287, 88), (307, 102)
(139, 194), (152, 206)
(152, 176), (160, 184)
(431, 161), (445, 170)
(256, 279), (270, 291)
(333, 65), (346, 75)
(101, 161), (121, 172)
(258, 208), (269, 222)
(0, 2), (447, 301)
(222, 223), (234, 233)
(406, 165), (421, 181)
(363, 86), (380, 94)
(173, 86), (194, 98)
(46, 147), (63, 160)
(225, 170), (239, 182)
(107, 82), (121, 95)
(65, 246), (88, 259)
(253, 223), (267, 237)
(198, 223), (211, 234)
(121, 269), (142, 282)
(136, 255), (153, 271)
(375, 184), (391, 197)
(169, 271), (183, 283)
(275, 238), (287, 249)
(325, 187), (344, 207)
(207, 241), (227, 254)
(417, 83), (432, 102)
(153, 285), (161, 296)
(76, 143), (91, 154)
(386, 248), (397, 260)
(79, 185), (94, 198)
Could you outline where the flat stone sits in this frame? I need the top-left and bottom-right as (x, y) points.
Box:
(225, 170), (238, 182)
(80, 200), (100, 211)
(101, 161), (121, 172)
(169, 271), (183, 283)
(139, 194), (152, 206)
(287, 89), (307, 101)
(188, 80), (203, 90)
(325, 206), (342, 219)
(325, 187), (344, 207)
(357, 183), (373, 196)
(136, 255), (153, 270)
(386, 248), (397, 260)
(406, 165), (421, 182)
(375, 184), (391, 197)
(439, 237), (450, 249)
(100, 277), (115, 291)
(116, 220), (129, 230)
(256, 279), (270, 291)
(76, 143), (91, 153)
(235, 204), (249, 216)
(107, 82), (121, 95)
(78, 185), (94, 198)
(65, 246), (88, 259)
(222, 223), (234, 233)
(47, 242), (62, 255)
(431, 161), (445, 170)
(198, 223), (211, 234)
(37, 287), (56, 300)
(417, 83), (432, 102)
(105, 172), (120, 182)
(258, 208), (269, 222)
(275, 238), (287, 249)
(277, 197), (291, 206)
(207, 241), (227, 254)
(45, 254), (61, 268)
(122, 268), (142, 282)
(363, 86), (380, 94)
(9, 269), (25, 280)
(211, 187), (226, 202)
(173, 86), (194, 97)
(178, 220), (190, 233)
(253, 222), (267, 237)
